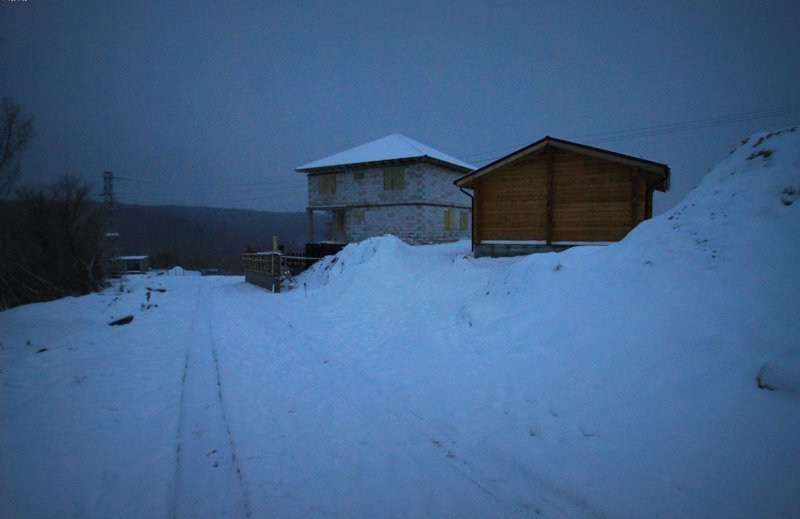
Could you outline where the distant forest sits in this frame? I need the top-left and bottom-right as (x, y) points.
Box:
(0, 201), (323, 274)
(113, 204), (324, 273)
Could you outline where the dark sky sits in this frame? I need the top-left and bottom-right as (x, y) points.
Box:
(2, 1), (799, 214)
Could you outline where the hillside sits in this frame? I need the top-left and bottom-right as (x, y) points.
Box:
(113, 204), (314, 271)
(1, 127), (798, 518)
(0, 202), (314, 273)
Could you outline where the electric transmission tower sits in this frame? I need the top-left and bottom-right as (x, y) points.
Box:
(102, 171), (120, 273)
(103, 171), (117, 233)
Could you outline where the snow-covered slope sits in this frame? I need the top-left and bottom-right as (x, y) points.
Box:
(1, 127), (798, 518)
(295, 126), (800, 517)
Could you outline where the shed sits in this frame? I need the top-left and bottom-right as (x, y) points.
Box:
(455, 136), (670, 257)
(115, 255), (150, 274)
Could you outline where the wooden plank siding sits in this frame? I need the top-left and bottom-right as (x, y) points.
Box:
(551, 147), (644, 242)
(474, 156), (547, 242)
(471, 146), (653, 244)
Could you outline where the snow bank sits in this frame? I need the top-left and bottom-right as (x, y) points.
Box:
(301, 235), (414, 289)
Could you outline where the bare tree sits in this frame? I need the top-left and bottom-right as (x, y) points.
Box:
(52, 174), (106, 291)
(1, 174), (106, 308)
(0, 98), (34, 199)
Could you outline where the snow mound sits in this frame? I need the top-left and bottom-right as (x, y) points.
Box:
(645, 125), (800, 251)
(300, 235), (415, 290)
(617, 126), (800, 258)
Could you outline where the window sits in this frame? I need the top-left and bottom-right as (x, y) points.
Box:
(460, 211), (469, 231)
(353, 209), (365, 223)
(444, 209), (455, 231)
(319, 174), (336, 195)
(353, 170), (364, 180)
(383, 166), (405, 191)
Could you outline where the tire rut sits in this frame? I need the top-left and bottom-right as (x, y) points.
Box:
(168, 285), (250, 518)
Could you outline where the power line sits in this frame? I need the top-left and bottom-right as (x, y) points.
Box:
(107, 103), (800, 203)
(465, 104), (800, 165)
(577, 105), (800, 145)
(114, 184), (309, 206)
(117, 183), (307, 197)
(114, 174), (305, 188)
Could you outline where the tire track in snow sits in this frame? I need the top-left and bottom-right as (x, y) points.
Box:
(253, 291), (603, 518)
(168, 285), (250, 518)
(206, 291), (252, 517)
(223, 290), (516, 515)
(168, 287), (198, 519)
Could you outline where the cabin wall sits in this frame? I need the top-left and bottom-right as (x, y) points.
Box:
(472, 147), (651, 249)
(551, 148), (645, 242)
(473, 156), (547, 243)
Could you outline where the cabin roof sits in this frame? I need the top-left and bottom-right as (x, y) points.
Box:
(296, 134), (475, 173)
(455, 136), (670, 191)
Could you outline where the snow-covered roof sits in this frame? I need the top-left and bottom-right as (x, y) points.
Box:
(296, 134), (475, 172)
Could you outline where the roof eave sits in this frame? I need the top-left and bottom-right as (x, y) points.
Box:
(653, 167), (671, 192)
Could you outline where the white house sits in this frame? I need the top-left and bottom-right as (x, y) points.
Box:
(296, 134), (474, 245)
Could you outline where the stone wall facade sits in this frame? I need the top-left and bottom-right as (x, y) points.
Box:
(343, 204), (471, 244)
(306, 160), (472, 244)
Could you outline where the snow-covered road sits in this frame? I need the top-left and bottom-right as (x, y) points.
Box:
(3, 275), (587, 518)
(207, 279), (579, 517)
(170, 284), (250, 518)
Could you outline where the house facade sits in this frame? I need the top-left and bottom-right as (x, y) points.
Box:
(297, 134), (474, 245)
(455, 136), (670, 257)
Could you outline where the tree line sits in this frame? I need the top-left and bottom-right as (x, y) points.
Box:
(0, 98), (107, 309)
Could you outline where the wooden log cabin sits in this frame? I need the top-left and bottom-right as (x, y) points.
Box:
(454, 136), (670, 257)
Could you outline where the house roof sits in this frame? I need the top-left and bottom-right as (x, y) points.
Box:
(296, 134), (475, 173)
(455, 136), (671, 192)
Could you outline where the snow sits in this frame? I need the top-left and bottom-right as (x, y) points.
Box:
(165, 266), (200, 276)
(296, 134), (475, 171)
(480, 240), (615, 246)
(2, 126), (800, 517)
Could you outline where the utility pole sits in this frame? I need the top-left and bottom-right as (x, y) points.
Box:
(102, 171), (120, 275)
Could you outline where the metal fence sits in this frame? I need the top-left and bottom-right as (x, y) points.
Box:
(242, 252), (321, 293)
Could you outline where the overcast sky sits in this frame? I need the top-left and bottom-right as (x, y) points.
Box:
(2, 0), (798, 214)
